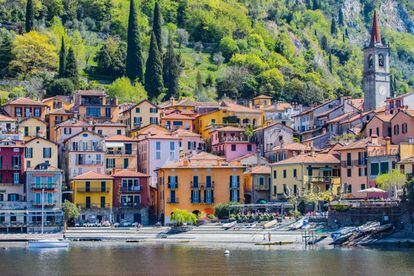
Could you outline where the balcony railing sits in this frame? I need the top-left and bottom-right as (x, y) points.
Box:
(255, 184), (270, 190)
(76, 187), (110, 193)
(120, 186), (141, 193)
(0, 164), (22, 170)
(72, 146), (104, 152)
(341, 160), (366, 168)
(168, 183), (178, 189)
(167, 197), (179, 204)
(217, 136), (249, 143)
(75, 161), (104, 166)
(77, 203), (111, 209)
(309, 176), (337, 184)
(31, 200), (58, 207)
(120, 202), (141, 208)
(0, 201), (27, 209)
(31, 183), (57, 190)
(106, 150), (132, 156)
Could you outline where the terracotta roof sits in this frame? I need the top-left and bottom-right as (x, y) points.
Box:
(0, 114), (15, 122)
(73, 171), (113, 180)
(349, 98), (364, 110)
(326, 112), (356, 124)
(211, 126), (245, 132)
(105, 135), (137, 142)
(19, 117), (47, 124)
(271, 142), (311, 152)
(49, 108), (74, 115)
(132, 124), (170, 135)
(94, 121), (127, 127)
(6, 97), (46, 106)
(403, 110), (414, 117)
(56, 118), (90, 128)
(42, 95), (71, 103)
(173, 129), (201, 138)
(159, 98), (219, 109)
(375, 113), (393, 122)
(294, 99), (337, 117)
(112, 170), (148, 177)
(143, 133), (180, 140)
(338, 137), (386, 151)
(120, 99), (158, 114)
(162, 113), (194, 120)
(273, 153), (339, 165)
(26, 165), (62, 172)
(250, 165), (271, 174)
(25, 136), (58, 146)
(0, 139), (25, 147)
(159, 152), (240, 169)
(221, 101), (262, 114)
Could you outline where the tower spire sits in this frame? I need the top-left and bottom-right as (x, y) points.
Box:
(370, 10), (382, 45)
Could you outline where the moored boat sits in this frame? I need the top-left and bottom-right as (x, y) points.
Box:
(28, 239), (69, 248)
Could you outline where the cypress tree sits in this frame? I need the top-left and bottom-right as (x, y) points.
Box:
(177, 0), (189, 28)
(163, 32), (180, 100)
(145, 32), (164, 100)
(312, 0), (319, 10)
(126, 0), (144, 82)
(0, 33), (13, 77)
(58, 37), (66, 78)
(330, 17), (337, 36)
(328, 53), (333, 73)
(25, 0), (34, 32)
(65, 48), (79, 89)
(338, 9), (344, 27)
(153, 2), (162, 54)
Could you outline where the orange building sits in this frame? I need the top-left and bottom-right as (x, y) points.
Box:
(2, 97), (47, 121)
(47, 108), (74, 142)
(157, 152), (244, 223)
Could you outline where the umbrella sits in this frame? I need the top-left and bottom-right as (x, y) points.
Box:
(357, 187), (387, 199)
(357, 187), (386, 193)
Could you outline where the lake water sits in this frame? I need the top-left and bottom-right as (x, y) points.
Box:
(1, 242), (414, 275)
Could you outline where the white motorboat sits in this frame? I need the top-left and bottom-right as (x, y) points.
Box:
(28, 239), (69, 248)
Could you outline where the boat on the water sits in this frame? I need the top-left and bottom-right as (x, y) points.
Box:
(28, 239), (69, 248)
(222, 221), (237, 230)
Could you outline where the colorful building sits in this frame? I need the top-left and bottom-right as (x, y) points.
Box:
(266, 142), (311, 163)
(161, 112), (195, 132)
(105, 135), (138, 174)
(46, 108), (74, 142)
(2, 97), (47, 121)
(173, 129), (205, 156)
(42, 95), (72, 113)
(92, 121), (127, 137)
(253, 122), (295, 156)
(243, 166), (271, 204)
(73, 90), (118, 123)
(364, 113), (392, 138)
(113, 170), (151, 225)
(390, 110), (414, 145)
(55, 118), (93, 144)
(18, 117), (47, 141)
(0, 114), (19, 140)
(119, 99), (160, 133)
(210, 126), (256, 162)
(271, 151), (341, 200)
(157, 152), (245, 223)
(24, 137), (58, 169)
(71, 171), (114, 223)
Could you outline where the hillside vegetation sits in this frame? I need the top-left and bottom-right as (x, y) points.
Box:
(0, 0), (413, 105)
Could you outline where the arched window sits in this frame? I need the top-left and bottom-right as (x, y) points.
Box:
(402, 123), (408, 134)
(368, 54), (374, 68)
(378, 54), (385, 67)
(394, 124), (400, 135)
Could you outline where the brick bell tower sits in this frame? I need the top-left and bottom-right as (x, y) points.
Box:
(363, 10), (391, 112)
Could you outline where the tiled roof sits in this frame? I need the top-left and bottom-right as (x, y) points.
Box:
(271, 142), (311, 152)
(162, 113), (194, 120)
(159, 98), (219, 109)
(105, 135), (137, 142)
(94, 121), (127, 127)
(160, 152), (239, 169)
(73, 171), (113, 180)
(25, 136), (58, 146)
(349, 98), (364, 110)
(173, 129), (201, 137)
(250, 165), (271, 174)
(0, 114), (16, 121)
(56, 118), (90, 128)
(273, 153), (339, 165)
(19, 117), (47, 124)
(6, 97), (46, 106)
(42, 95), (71, 103)
(375, 113), (393, 122)
(49, 108), (74, 115)
(221, 101), (262, 114)
(120, 99), (158, 114)
(112, 170), (148, 177)
(254, 122), (295, 133)
(338, 137), (387, 150)
(132, 124), (170, 135)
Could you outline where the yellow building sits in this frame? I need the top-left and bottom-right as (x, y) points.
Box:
(396, 143), (414, 179)
(253, 95), (272, 108)
(18, 117), (47, 140)
(71, 171), (114, 219)
(195, 110), (224, 139)
(157, 152), (245, 223)
(119, 100), (160, 133)
(42, 95), (72, 113)
(270, 152), (341, 200)
(24, 137), (58, 169)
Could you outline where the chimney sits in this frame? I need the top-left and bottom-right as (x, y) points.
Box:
(370, 10), (382, 46)
(371, 134), (378, 145)
(385, 137), (391, 155)
(310, 145), (315, 157)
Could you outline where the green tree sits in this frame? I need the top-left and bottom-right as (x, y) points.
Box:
(0, 33), (13, 77)
(163, 32), (180, 100)
(46, 78), (74, 96)
(376, 169), (406, 199)
(177, 0), (189, 28)
(62, 200), (80, 229)
(58, 37), (66, 78)
(218, 36), (239, 62)
(25, 0), (34, 32)
(65, 47), (79, 89)
(126, 0), (144, 82)
(331, 17), (337, 36)
(153, 1), (163, 54)
(171, 209), (197, 226)
(328, 52), (333, 73)
(145, 32), (164, 99)
(338, 9), (344, 27)
(107, 77), (147, 103)
(94, 38), (126, 78)
(312, 0), (320, 10)
(257, 68), (285, 99)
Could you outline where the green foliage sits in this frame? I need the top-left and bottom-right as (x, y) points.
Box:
(26, 0), (34, 32)
(58, 36), (66, 78)
(62, 200), (80, 221)
(257, 68), (285, 99)
(107, 76), (147, 103)
(145, 32), (164, 99)
(126, 0), (144, 82)
(218, 36), (239, 62)
(375, 169), (406, 191)
(331, 204), (350, 212)
(177, 0), (189, 28)
(152, 2), (162, 54)
(46, 78), (74, 96)
(94, 37), (126, 78)
(0, 32), (14, 77)
(64, 47), (79, 89)
(170, 208), (197, 226)
(163, 32), (180, 100)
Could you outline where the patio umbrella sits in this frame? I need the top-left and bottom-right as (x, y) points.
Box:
(357, 187), (387, 199)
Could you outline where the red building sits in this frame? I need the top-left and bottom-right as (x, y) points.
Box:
(112, 170), (151, 225)
(0, 139), (25, 204)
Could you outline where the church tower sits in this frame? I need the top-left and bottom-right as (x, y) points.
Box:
(363, 10), (391, 112)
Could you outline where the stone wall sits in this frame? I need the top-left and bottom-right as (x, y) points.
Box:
(328, 206), (402, 227)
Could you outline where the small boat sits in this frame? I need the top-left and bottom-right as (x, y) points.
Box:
(263, 220), (277, 229)
(288, 218), (308, 231)
(28, 239), (69, 248)
(222, 221), (237, 230)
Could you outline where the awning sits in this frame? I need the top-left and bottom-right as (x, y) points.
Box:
(105, 142), (124, 148)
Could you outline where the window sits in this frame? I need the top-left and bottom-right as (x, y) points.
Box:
(371, 163), (379, 176)
(13, 173), (19, 184)
(64, 128), (72, 135)
(100, 196), (106, 208)
(283, 170), (287, 178)
(123, 158), (129, 169)
(36, 126), (40, 135)
(170, 142), (175, 151)
(86, 107), (101, 118)
(15, 107), (21, 117)
(25, 148), (33, 158)
(101, 181), (106, 192)
(346, 153), (351, 166)
(125, 143), (132, 154)
(231, 144), (236, 151)
(24, 127), (29, 137)
(156, 142), (161, 150)
(358, 168), (362, 176)
(293, 169), (297, 178)
(361, 184), (366, 190)
(117, 129), (122, 135)
(376, 127), (379, 136)
(394, 125), (399, 135)
(368, 54), (373, 68)
(85, 181), (90, 192)
(34, 108), (40, 117)
(43, 147), (52, 158)
(150, 107), (158, 113)
(135, 107), (141, 113)
(369, 129), (372, 136)
(247, 144), (252, 152)
(273, 186), (277, 195)
(150, 117), (158, 124)
(347, 169), (352, 177)
(380, 162), (389, 174)
(378, 53), (384, 67)
(106, 158), (115, 169)
(25, 107), (31, 117)
(402, 123), (408, 134)
(72, 142), (78, 151)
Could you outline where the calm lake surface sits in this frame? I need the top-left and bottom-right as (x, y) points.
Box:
(1, 242), (414, 275)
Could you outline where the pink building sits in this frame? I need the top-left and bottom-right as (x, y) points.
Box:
(364, 113), (392, 138)
(390, 110), (414, 145)
(210, 126), (256, 162)
(173, 129), (205, 155)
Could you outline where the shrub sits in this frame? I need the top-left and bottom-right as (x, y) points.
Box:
(46, 78), (74, 96)
(171, 209), (197, 226)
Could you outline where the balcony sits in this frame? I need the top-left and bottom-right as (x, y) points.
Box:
(0, 164), (22, 170)
(120, 186), (141, 193)
(75, 160), (104, 166)
(167, 197), (179, 204)
(168, 182), (178, 189)
(341, 160), (366, 168)
(120, 202), (141, 208)
(77, 203), (111, 209)
(76, 187), (110, 193)
(72, 146), (104, 152)
(0, 201), (27, 209)
(255, 184), (270, 190)
(106, 150), (132, 156)
(0, 177), (22, 185)
(217, 136), (249, 143)
(31, 200), (58, 207)
(31, 183), (57, 190)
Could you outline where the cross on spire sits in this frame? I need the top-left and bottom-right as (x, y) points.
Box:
(370, 10), (382, 45)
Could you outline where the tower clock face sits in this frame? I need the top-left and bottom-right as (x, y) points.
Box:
(378, 85), (386, 96)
